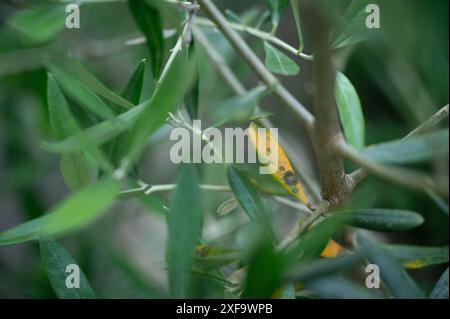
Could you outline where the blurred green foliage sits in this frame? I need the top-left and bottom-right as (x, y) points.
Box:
(0, 0), (448, 299)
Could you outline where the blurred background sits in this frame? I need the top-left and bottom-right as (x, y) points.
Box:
(0, 0), (448, 298)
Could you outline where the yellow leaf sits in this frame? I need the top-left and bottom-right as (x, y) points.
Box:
(320, 239), (343, 258)
(248, 122), (309, 205)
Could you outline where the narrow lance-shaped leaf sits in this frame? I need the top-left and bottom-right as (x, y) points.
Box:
(42, 102), (148, 153)
(185, 42), (200, 120)
(126, 45), (195, 164)
(338, 209), (424, 232)
(128, 0), (164, 79)
(248, 122), (309, 204)
(290, 0), (304, 52)
(290, 217), (342, 263)
(0, 178), (119, 246)
(335, 72), (365, 149)
(382, 244), (449, 269)
(109, 59), (147, 166)
(264, 42), (300, 76)
(360, 129), (449, 165)
(167, 165), (203, 298)
(429, 268), (449, 299)
(48, 74), (92, 191)
(357, 232), (425, 299)
(39, 236), (96, 299)
(242, 243), (285, 298)
(227, 166), (273, 238)
(51, 67), (114, 120)
(307, 275), (380, 299)
(47, 53), (134, 110)
(121, 59), (146, 105)
(7, 4), (66, 44)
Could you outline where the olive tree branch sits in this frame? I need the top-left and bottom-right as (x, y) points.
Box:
(335, 137), (448, 198)
(197, 0), (315, 135)
(350, 104), (449, 186)
(304, 1), (353, 204)
(277, 200), (330, 251)
(118, 183), (311, 214)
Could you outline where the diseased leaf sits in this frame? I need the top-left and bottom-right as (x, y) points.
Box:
(47, 74), (92, 191)
(361, 129), (449, 165)
(0, 179), (119, 245)
(7, 4), (66, 44)
(248, 122), (309, 204)
(128, 0), (164, 79)
(335, 72), (365, 149)
(242, 243), (285, 298)
(265, 0), (289, 32)
(429, 268), (449, 299)
(167, 165), (203, 298)
(383, 244), (449, 269)
(47, 53), (134, 110)
(338, 209), (424, 232)
(227, 165), (273, 237)
(39, 236), (96, 299)
(320, 239), (344, 258)
(264, 42), (300, 76)
(357, 232), (425, 299)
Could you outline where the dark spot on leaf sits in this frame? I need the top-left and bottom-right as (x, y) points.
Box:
(283, 171), (297, 186)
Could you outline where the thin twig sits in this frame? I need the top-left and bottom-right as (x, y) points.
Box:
(274, 196), (313, 216)
(195, 18), (313, 61)
(118, 182), (313, 215)
(336, 138), (448, 198)
(197, 0), (315, 135)
(277, 200), (330, 251)
(350, 104), (450, 185)
(164, 0), (200, 11)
